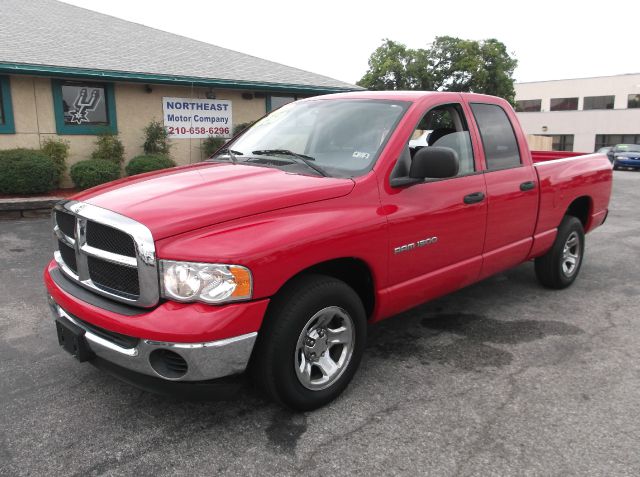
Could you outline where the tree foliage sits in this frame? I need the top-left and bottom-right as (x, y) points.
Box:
(357, 37), (518, 104)
(143, 120), (172, 156)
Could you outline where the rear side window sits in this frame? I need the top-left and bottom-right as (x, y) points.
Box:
(470, 103), (521, 170)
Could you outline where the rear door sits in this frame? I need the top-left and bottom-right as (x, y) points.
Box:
(467, 101), (538, 278)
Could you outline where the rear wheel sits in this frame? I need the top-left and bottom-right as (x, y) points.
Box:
(252, 274), (366, 411)
(535, 216), (585, 289)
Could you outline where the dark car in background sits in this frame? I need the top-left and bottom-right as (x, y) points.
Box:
(611, 144), (640, 170)
(597, 146), (613, 161)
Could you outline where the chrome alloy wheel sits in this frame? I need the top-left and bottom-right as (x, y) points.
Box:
(561, 231), (581, 277)
(294, 306), (355, 391)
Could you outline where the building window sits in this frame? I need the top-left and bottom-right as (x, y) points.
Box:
(515, 99), (542, 112)
(583, 95), (615, 110)
(628, 94), (640, 108)
(52, 80), (117, 135)
(595, 134), (640, 150)
(550, 97), (578, 111)
(266, 94), (297, 112)
(0, 76), (15, 134)
(542, 134), (574, 151)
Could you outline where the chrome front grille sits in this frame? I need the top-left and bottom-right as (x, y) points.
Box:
(53, 200), (159, 308)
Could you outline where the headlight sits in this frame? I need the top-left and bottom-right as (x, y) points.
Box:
(160, 260), (252, 304)
(616, 156), (624, 160)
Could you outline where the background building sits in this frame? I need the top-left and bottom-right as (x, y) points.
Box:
(515, 73), (640, 152)
(0, 0), (358, 186)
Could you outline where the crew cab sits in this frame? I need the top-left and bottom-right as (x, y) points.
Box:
(44, 91), (612, 410)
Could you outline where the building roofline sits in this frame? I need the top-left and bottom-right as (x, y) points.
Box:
(516, 72), (640, 85)
(0, 62), (360, 94)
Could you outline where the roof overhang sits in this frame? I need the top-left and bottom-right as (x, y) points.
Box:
(0, 62), (362, 94)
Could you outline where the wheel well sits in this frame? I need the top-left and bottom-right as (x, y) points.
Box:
(285, 258), (375, 319)
(566, 196), (592, 227)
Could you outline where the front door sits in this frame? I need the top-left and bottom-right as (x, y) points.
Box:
(382, 102), (488, 304)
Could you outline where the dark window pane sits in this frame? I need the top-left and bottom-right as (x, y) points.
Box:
(0, 92), (4, 125)
(61, 83), (108, 125)
(550, 97), (578, 111)
(595, 134), (640, 149)
(515, 99), (541, 112)
(583, 95), (615, 110)
(270, 95), (296, 111)
(471, 103), (521, 170)
(628, 94), (640, 108)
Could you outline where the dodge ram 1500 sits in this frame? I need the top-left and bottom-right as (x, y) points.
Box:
(45, 91), (612, 410)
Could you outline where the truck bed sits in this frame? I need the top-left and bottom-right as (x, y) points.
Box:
(531, 152), (612, 251)
(531, 150), (589, 163)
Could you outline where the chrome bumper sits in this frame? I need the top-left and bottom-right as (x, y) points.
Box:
(49, 298), (257, 382)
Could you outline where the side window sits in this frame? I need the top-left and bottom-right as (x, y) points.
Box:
(470, 103), (521, 170)
(52, 80), (117, 135)
(408, 103), (475, 176)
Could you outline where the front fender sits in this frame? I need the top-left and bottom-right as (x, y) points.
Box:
(155, 180), (388, 300)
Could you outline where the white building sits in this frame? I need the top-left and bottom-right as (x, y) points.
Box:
(514, 73), (640, 152)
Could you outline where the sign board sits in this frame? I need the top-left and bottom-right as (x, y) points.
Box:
(162, 97), (232, 138)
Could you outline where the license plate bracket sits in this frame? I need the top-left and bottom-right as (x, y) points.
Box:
(55, 318), (94, 362)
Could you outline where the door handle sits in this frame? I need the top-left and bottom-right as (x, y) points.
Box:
(520, 181), (536, 191)
(463, 192), (485, 204)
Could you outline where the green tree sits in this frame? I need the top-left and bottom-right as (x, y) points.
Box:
(357, 40), (433, 91)
(357, 36), (517, 104)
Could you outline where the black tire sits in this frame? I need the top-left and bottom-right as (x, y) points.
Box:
(535, 215), (585, 289)
(251, 274), (367, 411)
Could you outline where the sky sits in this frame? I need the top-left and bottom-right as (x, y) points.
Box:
(61, 0), (639, 85)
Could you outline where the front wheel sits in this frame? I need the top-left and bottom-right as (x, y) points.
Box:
(251, 274), (367, 411)
(535, 215), (585, 289)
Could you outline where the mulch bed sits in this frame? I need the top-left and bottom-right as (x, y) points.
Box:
(0, 188), (78, 199)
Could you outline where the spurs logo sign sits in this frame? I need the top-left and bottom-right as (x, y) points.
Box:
(67, 88), (101, 124)
(394, 236), (438, 254)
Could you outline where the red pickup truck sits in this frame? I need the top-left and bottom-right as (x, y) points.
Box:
(44, 91), (612, 410)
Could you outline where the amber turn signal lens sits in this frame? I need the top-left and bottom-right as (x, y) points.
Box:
(230, 266), (252, 298)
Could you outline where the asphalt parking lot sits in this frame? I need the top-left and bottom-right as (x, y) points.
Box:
(1, 171), (639, 476)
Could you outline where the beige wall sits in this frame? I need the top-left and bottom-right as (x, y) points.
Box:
(0, 75), (270, 187)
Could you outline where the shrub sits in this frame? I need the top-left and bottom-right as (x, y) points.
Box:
(201, 136), (227, 157)
(91, 134), (125, 165)
(234, 121), (255, 135)
(143, 120), (171, 156)
(125, 155), (176, 176)
(70, 160), (120, 190)
(0, 149), (56, 194)
(41, 138), (70, 186)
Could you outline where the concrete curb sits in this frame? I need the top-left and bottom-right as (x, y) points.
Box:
(0, 197), (62, 219)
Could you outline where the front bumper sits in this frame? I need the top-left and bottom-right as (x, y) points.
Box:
(614, 158), (640, 169)
(49, 297), (257, 382)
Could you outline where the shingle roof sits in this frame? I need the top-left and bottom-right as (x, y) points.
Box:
(0, 0), (359, 91)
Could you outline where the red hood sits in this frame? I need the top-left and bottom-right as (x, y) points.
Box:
(74, 163), (355, 239)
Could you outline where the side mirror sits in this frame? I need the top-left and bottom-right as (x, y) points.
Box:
(410, 147), (459, 179)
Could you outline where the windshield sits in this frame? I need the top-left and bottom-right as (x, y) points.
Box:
(615, 144), (640, 153)
(209, 99), (409, 178)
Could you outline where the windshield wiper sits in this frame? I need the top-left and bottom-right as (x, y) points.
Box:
(210, 147), (243, 164)
(251, 149), (327, 177)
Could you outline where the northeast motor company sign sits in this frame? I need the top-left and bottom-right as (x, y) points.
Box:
(162, 97), (233, 138)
